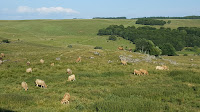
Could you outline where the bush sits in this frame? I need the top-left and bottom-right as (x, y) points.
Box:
(94, 46), (102, 49)
(135, 38), (161, 56)
(67, 45), (72, 48)
(183, 54), (188, 56)
(2, 39), (10, 43)
(160, 43), (177, 56)
(108, 35), (117, 41)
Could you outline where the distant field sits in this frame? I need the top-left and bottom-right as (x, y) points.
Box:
(1, 19), (200, 50)
(0, 19), (200, 111)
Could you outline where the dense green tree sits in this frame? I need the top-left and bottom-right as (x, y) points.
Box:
(135, 38), (161, 56)
(136, 18), (166, 25)
(97, 25), (200, 55)
(108, 35), (117, 41)
(160, 43), (177, 56)
(167, 20), (171, 24)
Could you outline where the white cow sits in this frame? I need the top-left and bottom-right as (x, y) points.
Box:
(68, 74), (75, 81)
(26, 68), (32, 73)
(35, 79), (47, 88)
(21, 82), (28, 91)
(156, 66), (164, 70)
(67, 68), (72, 74)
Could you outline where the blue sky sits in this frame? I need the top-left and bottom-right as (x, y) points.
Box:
(0, 0), (200, 20)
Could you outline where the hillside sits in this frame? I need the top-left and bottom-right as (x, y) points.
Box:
(0, 19), (200, 112)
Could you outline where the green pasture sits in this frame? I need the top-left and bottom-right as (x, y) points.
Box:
(0, 19), (200, 111)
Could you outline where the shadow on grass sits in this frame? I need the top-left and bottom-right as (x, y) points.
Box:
(0, 108), (16, 112)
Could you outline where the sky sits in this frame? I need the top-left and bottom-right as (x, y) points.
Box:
(0, 0), (200, 20)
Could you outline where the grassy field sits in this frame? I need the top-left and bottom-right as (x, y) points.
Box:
(0, 19), (200, 112)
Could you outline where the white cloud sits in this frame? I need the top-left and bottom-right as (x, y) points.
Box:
(17, 6), (34, 13)
(36, 7), (79, 14)
(17, 6), (79, 14)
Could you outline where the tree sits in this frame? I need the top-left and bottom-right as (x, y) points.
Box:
(160, 43), (177, 56)
(150, 46), (162, 56)
(135, 38), (161, 56)
(108, 35), (117, 41)
(167, 20), (171, 24)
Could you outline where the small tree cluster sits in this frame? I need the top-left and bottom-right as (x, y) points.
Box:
(135, 38), (162, 56)
(2, 39), (10, 43)
(108, 35), (117, 41)
(94, 46), (102, 49)
(159, 43), (177, 56)
(136, 18), (166, 25)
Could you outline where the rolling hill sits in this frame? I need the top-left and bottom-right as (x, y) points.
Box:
(0, 19), (200, 112)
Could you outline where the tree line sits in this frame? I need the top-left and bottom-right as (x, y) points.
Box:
(97, 25), (200, 56)
(93, 17), (126, 19)
(136, 18), (166, 25)
(133, 16), (200, 19)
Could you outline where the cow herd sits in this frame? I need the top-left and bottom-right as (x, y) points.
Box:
(0, 53), (82, 105)
(1, 52), (170, 105)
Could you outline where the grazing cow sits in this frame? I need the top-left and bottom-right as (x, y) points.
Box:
(26, 68), (32, 73)
(0, 60), (3, 65)
(27, 61), (30, 66)
(68, 74), (75, 81)
(51, 63), (54, 66)
(156, 66), (164, 70)
(76, 56), (81, 63)
(162, 65), (169, 70)
(1, 53), (5, 57)
(134, 69), (142, 76)
(121, 60), (127, 65)
(61, 93), (70, 104)
(21, 82), (28, 91)
(35, 79), (47, 88)
(67, 68), (72, 74)
(40, 59), (44, 64)
(118, 47), (123, 50)
(190, 59), (193, 61)
(140, 69), (149, 75)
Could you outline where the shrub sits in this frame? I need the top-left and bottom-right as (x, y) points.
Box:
(108, 35), (117, 41)
(183, 54), (188, 56)
(94, 46), (102, 49)
(2, 39), (10, 43)
(160, 43), (177, 56)
(67, 45), (72, 48)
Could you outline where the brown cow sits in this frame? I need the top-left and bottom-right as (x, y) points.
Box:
(140, 69), (149, 75)
(121, 60), (127, 65)
(76, 56), (81, 63)
(61, 93), (70, 104)
(134, 69), (142, 76)
(118, 47), (123, 50)
(1, 53), (5, 57)
(162, 65), (169, 70)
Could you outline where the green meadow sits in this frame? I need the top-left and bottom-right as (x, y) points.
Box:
(0, 19), (200, 112)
